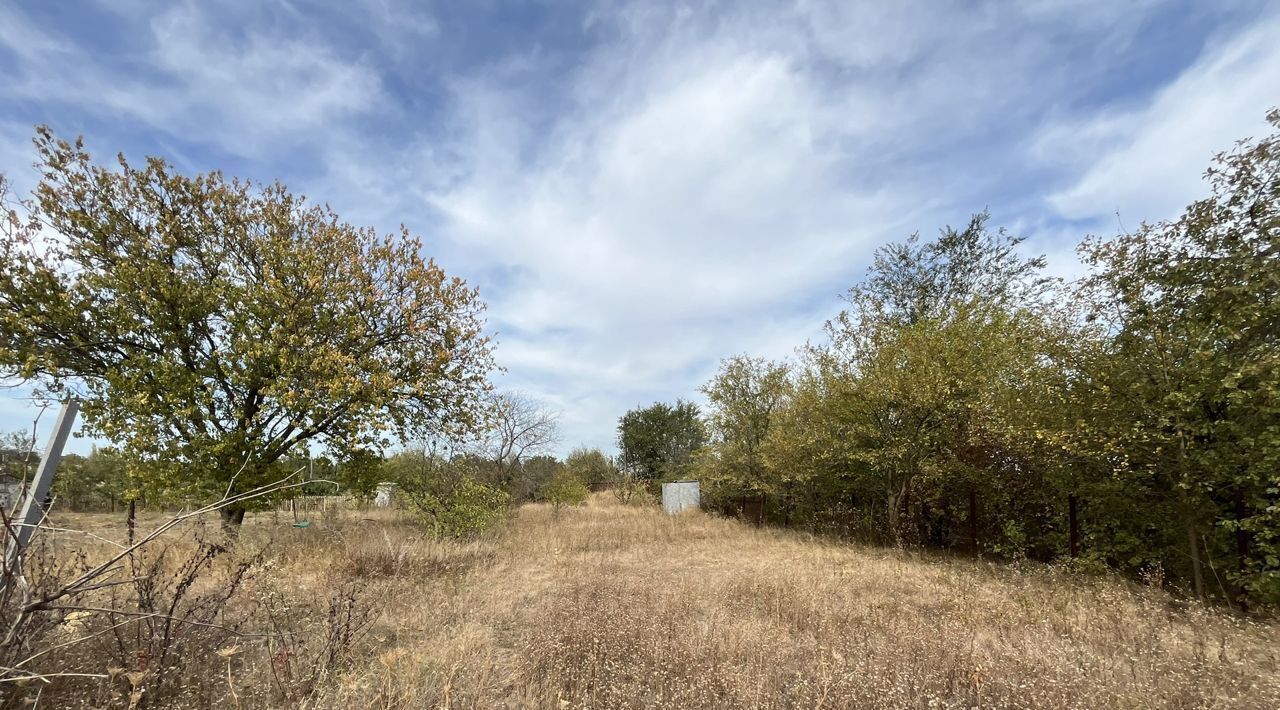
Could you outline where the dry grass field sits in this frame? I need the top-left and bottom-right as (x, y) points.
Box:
(10, 494), (1280, 709)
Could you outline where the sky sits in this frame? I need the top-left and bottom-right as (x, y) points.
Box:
(1, 0), (1278, 457)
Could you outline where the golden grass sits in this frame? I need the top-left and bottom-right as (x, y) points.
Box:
(31, 495), (1280, 708)
(295, 494), (1278, 709)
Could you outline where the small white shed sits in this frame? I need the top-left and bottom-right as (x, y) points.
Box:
(374, 482), (397, 508)
(662, 480), (700, 515)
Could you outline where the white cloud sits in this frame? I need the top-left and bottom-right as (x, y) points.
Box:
(145, 5), (384, 140)
(0, 1), (386, 157)
(0, 3), (72, 63)
(3, 0), (1273, 457)
(417, 1), (1152, 452)
(1043, 12), (1280, 224)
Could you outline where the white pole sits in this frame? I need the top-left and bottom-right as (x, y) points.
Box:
(6, 399), (79, 566)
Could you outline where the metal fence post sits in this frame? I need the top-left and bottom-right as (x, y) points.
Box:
(7, 399), (79, 563)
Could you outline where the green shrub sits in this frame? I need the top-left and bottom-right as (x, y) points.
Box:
(390, 450), (511, 537)
(404, 477), (510, 538)
(540, 471), (589, 514)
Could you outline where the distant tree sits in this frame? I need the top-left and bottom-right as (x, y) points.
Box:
(0, 130), (496, 527)
(330, 449), (384, 500)
(564, 447), (617, 487)
(51, 446), (133, 512)
(476, 393), (559, 482)
(617, 400), (705, 481)
(385, 447), (510, 538)
(0, 429), (37, 483)
(539, 469), (589, 515)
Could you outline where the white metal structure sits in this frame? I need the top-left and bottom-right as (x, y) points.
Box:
(662, 480), (700, 515)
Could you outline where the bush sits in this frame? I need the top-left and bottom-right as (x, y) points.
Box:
(386, 449), (512, 538)
(540, 471), (589, 514)
(403, 476), (510, 538)
(613, 477), (653, 506)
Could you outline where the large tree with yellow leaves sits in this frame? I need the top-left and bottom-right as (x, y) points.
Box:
(0, 129), (496, 525)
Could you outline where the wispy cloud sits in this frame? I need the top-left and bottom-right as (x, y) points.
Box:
(0, 0), (386, 159)
(0, 0), (1275, 454)
(1041, 11), (1280, 225)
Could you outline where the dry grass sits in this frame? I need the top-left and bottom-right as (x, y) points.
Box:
(16, 495), (1280, 708)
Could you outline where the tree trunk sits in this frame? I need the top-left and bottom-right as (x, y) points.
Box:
(886, 480), (909, 545)
(220, 505), (247, 531)
(1068, 494), (1079, 558)
(126, 499), (137, 546)
(1234, 487), (1250, 612)
(886, 492), (900, 544)
(968, 487), (979, 552)
(783, 481), (794, 528)
(1177, 433), (1204, 600)
(1187, 518), (1205, 601)
(901, 483), (914, 544)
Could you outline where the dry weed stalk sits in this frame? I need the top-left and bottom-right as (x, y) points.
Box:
(0, 467), (364, 708)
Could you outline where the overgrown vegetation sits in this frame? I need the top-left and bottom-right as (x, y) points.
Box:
(12, 495), (1271, 708)
(0, 96), (1277, 707)
(690, 110), (1280, 607)
(0, 474), (386, 708)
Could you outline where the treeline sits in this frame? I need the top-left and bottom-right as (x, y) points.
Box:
(621, 111), (1280, 607)
(21, 425), (619, 535)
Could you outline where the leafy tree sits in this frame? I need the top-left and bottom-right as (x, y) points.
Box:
(1074, 108), (1280, 603)
(539, 469), (589, 515)
(699, 356), (791, 503)
(0, 130), (496, 526)
(564, 447), (617, 487)
(617, 400), (705, 481)
(758, 361), (868, 532)
(814, 215), (1058, 541)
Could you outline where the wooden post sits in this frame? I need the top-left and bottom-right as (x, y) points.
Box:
(6, 399), (79, 568)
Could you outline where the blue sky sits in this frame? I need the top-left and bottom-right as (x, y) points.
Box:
(1, 0), (1278, 456)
